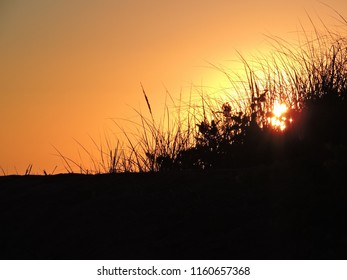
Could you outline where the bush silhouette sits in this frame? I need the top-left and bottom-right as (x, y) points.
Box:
(154, 28), (347, 171)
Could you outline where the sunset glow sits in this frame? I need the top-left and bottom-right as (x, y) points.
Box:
(0, 0), (346, 174)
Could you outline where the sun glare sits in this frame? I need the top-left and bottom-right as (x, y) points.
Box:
(273, 102), (287, 118)
(268, 101), (292, 131)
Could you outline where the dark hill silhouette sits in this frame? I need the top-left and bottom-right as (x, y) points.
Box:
(1, 161), (347, 259)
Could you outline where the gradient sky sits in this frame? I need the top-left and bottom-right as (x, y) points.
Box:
(1, 0), (346, 174)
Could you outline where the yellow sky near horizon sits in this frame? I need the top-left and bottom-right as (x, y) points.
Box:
(1, 0), (346, 174)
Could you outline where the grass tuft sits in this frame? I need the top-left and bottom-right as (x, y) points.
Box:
(53, 12), (347, 174)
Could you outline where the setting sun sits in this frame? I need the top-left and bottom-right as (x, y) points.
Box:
(273, 102), (288, 118)
(268, 101), (292, 131)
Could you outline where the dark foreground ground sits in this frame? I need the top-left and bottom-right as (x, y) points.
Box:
(1, 161), (346, 260)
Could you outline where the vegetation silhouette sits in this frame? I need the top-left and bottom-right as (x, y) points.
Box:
(152, 34), (347, 173)
(46, 12), (347, 177)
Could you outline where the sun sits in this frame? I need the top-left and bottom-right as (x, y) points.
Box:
(268, 101), (293, 131)
(273, 102), (287, 118)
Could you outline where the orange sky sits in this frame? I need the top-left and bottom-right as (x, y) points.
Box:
(1, 0), (346, 174)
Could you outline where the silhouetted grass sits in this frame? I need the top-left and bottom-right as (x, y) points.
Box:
(0, 166), (6, 176)
(166, 13), (347, 171)
(53, 12), (347, 174)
